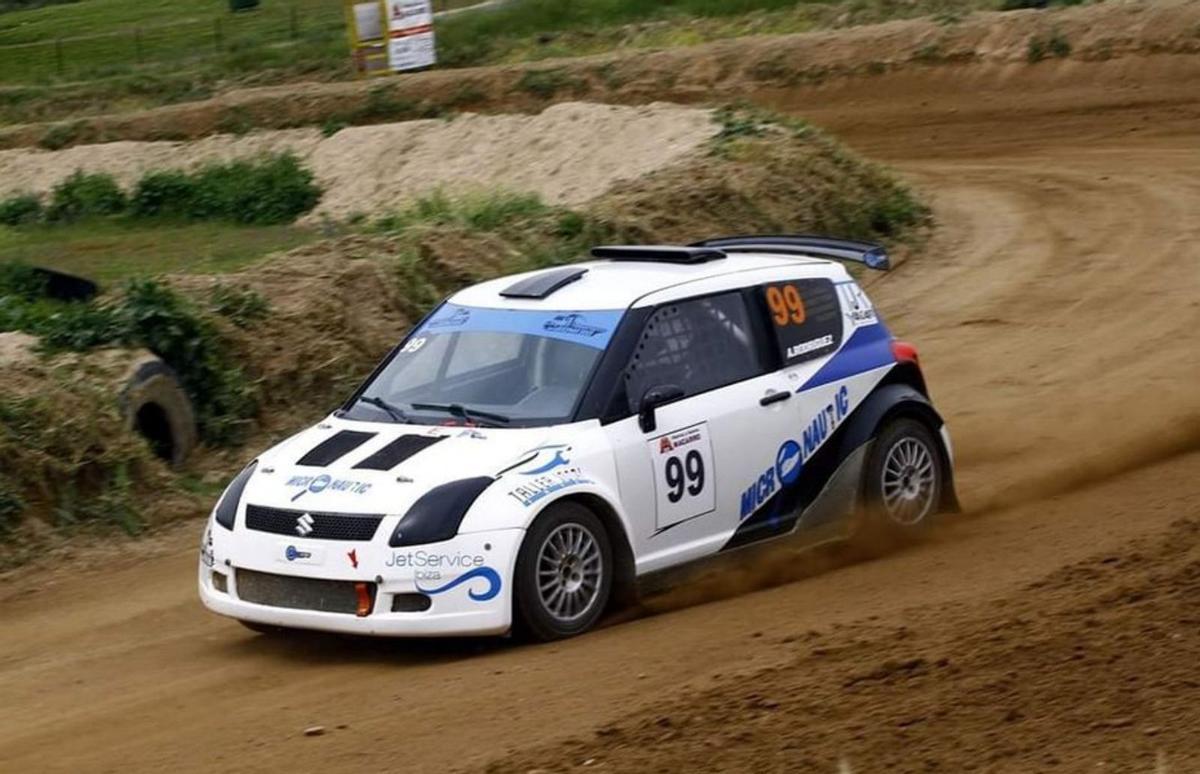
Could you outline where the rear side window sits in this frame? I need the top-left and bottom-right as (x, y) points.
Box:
(759, 279), (843, 366)
(624, 292), (762, 412)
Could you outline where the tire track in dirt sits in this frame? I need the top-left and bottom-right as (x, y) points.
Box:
(1, 52), (1199, 774)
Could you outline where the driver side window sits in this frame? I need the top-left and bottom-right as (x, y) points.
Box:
(623, 292), (762, 413)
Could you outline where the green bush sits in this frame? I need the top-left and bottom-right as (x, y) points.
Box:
(131, 154), (321, 225)
(46, 171), (127, 223)
(209, 283), (270, 328)
(0, 193), (44, 226)
(0, 269), (256, 445)
(47, 280), (257, 444)
(129, 170), (196, 219)
(0, 261), (47, 300)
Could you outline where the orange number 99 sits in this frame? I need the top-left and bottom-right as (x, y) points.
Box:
(766, 285), (806, 326)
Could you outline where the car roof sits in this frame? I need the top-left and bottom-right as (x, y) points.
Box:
(449, 253), (848, 312)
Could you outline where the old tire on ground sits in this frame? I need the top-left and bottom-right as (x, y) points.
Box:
(515, 501), (613, 642)
(120, 356), (197, 468)
(858, 417), (945, 545)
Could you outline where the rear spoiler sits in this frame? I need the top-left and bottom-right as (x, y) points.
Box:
(688, 234), (891, 271)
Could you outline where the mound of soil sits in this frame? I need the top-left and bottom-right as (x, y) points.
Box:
(0, 103), (717, 223)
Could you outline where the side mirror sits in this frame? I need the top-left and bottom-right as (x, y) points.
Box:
(638, 384), (684, 433)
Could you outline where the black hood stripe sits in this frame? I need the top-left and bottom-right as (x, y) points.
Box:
(353, 435), (446, 471)
(297, 430), (377, 467)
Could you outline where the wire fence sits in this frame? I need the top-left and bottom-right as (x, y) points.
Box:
(0, 1), (475, 84)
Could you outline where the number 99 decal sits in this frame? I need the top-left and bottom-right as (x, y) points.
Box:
(648, 422), (716, 531)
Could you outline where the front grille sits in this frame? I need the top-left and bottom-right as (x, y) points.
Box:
(236, 569), (375, 615)
(245, 504), (383, 541)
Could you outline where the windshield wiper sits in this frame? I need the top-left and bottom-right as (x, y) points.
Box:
(357, 395), (410, 423)
(410, 402), (511, 427)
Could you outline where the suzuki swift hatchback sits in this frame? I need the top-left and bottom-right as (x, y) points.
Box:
(199, 235), (957, 640)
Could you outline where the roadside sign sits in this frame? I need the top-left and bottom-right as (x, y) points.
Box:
(345, 0), (436, 78)
(385, 0), (436, 72)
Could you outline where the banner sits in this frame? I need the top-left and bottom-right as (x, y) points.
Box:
(386, 0), (436, 72)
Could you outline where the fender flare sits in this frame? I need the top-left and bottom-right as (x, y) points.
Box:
(524, 485), (639, 608)
(835, 382), (960, 513)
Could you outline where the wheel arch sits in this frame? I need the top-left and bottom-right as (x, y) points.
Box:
(529, 491), (638, 610)
(838, 379), (960, 514)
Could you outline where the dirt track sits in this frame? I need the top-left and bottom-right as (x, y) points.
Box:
(3, 41), (1200, 774)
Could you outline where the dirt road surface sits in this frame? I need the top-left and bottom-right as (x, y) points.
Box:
(2, 52), (1199, 774)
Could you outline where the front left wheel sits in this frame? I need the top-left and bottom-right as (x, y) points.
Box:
(514, 501), (613, 641)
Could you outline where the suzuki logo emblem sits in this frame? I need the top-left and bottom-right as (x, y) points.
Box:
(295, 513), (315, 536)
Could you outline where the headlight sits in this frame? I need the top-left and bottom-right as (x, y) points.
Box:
(213, 460), (257, 530)
(389, 477), (492, 547)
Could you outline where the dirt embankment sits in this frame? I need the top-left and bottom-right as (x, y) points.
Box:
(2, 0), (1198, 151)
(0, 103), (718, 222)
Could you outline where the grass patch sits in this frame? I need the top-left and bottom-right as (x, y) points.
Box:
(0, 220), (314, 283)
(0, 385), (150, 536)
(1027, 28), (1071, 62)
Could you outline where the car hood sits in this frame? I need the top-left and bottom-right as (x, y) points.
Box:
(243, 418), (568, 517)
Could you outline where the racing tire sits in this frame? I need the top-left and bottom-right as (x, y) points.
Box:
(514, 501), (613, 642)
(858, 417), (944, 545)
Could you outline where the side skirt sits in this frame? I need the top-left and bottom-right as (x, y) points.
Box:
(634, 445), (868, 598)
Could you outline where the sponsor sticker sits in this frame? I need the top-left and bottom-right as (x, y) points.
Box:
(286, 474), (372, 502)
(739, 386), (852, 520)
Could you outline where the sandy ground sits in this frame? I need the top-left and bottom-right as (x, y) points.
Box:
(0, 102), (716, 220)
(2, 27), (1200, 774)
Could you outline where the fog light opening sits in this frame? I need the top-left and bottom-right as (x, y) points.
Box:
(212, 571), (228, 594)
(391, 593), (433, 613)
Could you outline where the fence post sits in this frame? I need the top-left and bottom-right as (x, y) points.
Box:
(54, 38), (64, 77)
(214, 18), (224, 52)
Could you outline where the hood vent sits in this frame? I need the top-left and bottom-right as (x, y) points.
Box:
(353, 434), (446, 471)
(297, 430), (377, 467)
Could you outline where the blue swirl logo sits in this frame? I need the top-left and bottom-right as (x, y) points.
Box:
(775, 440), (803, 486)
(417, 567), (502, 602)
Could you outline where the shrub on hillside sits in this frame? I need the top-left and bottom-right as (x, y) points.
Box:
(46, 171), (127, 223)
(0, 193), (43, 226)
(130, 154), (320, 225)
(0, 267), (256, 445)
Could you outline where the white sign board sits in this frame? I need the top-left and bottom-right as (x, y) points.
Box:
(386, 0), (436, 71)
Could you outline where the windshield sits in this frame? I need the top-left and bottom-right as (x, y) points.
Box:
(344, 303), (625, 427)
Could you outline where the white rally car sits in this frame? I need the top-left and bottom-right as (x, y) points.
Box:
(199, 235), (958, 640)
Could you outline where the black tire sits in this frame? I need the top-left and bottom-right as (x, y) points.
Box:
(859, 417), (945, 544)
(120, 356), (197, 468)
(514, 501), (613, 642)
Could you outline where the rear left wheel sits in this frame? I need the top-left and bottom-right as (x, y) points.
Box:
(514, 501), (612, 641)
(859, 417), (944, 542)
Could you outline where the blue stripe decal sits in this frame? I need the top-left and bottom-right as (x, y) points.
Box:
(418, 304), (624, 350)
(416, 566), (502, 602)
(799, 324), (895, 392)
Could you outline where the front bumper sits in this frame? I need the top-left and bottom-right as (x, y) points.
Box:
(198, 524), (523, 637)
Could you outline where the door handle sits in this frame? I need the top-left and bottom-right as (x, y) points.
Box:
(759, 390), (791, 407)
